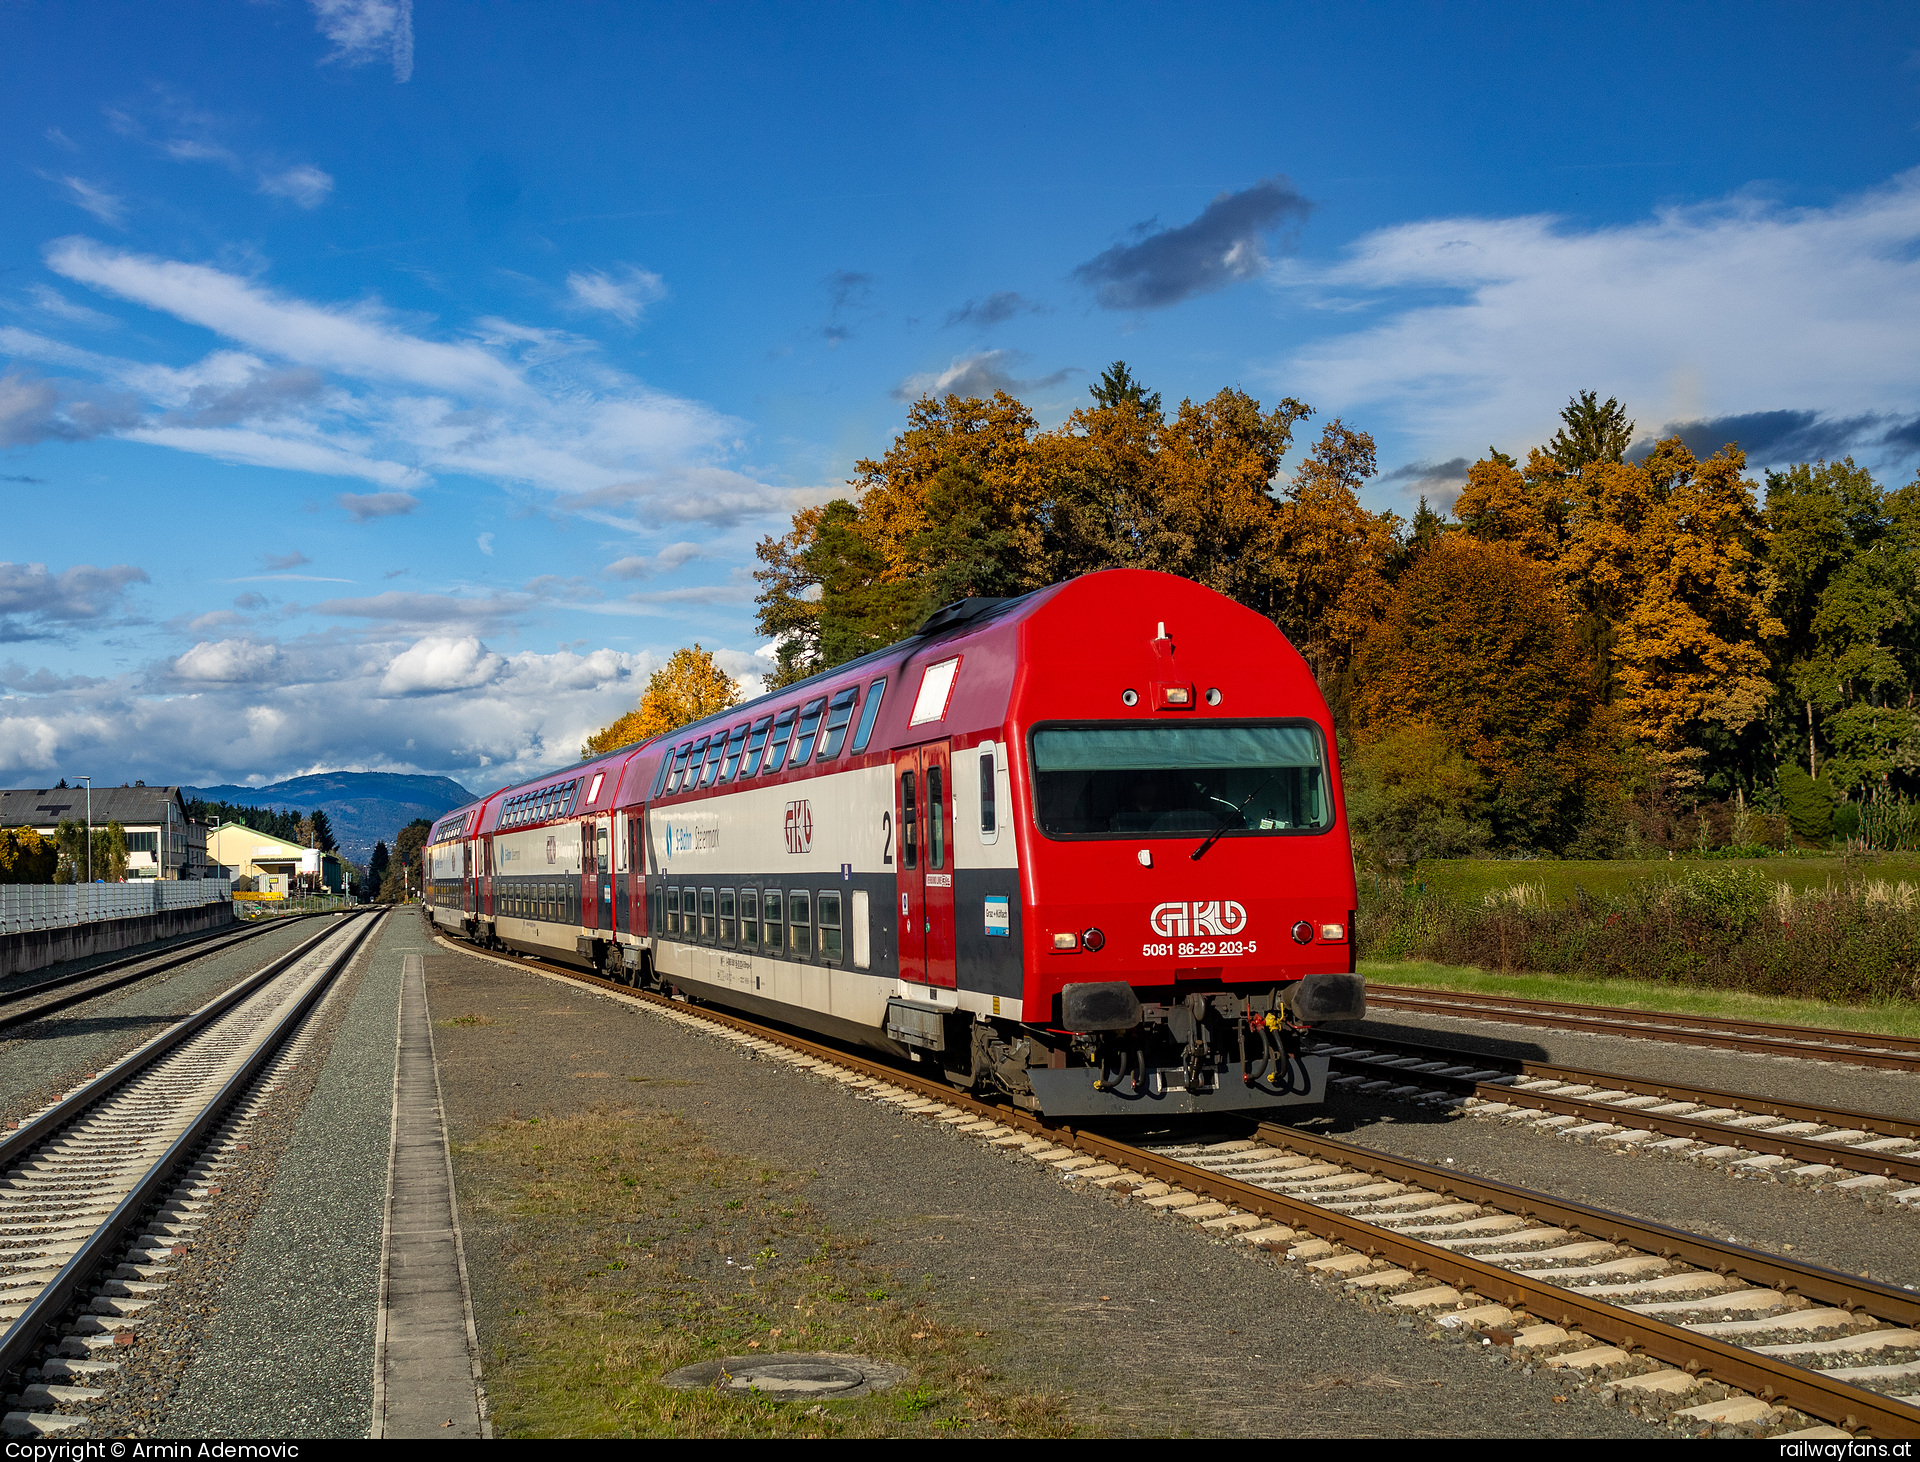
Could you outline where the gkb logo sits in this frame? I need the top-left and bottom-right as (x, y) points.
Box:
(785, 799), (813, 854)
(1150, 900), (1248, 937)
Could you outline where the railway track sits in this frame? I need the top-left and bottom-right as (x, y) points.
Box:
(1364, 985), (1920, 1074)
(1310, 1031), (1920, 1194)
(0, 911), (382, 1437)
(0, 912), (337, 1036)
(442, 932), (1920, 1439)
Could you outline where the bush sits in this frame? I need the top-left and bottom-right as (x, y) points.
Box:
(1359, 866), (1920, 1004)
(1779, 761), (1835, 840)
(1833, 803), (1862, 840)
(0, 828), (56, 883)
(1344, 725), (1492, 866)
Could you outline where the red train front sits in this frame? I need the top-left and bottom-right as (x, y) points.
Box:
(426, 568), (1363, 1117)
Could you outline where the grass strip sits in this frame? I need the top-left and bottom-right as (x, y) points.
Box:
(461, 1105), (1080, 1438)
(1360, 959), (1920, 1042)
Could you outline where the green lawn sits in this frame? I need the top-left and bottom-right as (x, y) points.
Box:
(1384, 855), (1920, 905)
(1360, 958), (1920, 1042)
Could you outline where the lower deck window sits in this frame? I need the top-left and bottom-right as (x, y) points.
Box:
(740, 889), (759, 945)
(817, 891), (842, 960)
(719, 887), (736, 943)
(788, 889), (811, 957)
(700, 887), (716, 939)
(666, 886), (681, 934)
(764, 889), (783, 950)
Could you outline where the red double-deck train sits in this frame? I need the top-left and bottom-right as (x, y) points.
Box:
(426, 569), (1363, 1117)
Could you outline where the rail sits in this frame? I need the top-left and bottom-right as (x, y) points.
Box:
(442, 936), (1920, 1438)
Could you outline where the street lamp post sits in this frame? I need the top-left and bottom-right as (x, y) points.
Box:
(71, 776), (93, 883)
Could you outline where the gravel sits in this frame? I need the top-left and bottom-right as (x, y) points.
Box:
(0, 916), (343, 1129)
(426, 942), (1653, 1438)
(156, 912), (411, 1438)
(19, 913), (390, 1440)
(1335, 1008), (1920, 1124)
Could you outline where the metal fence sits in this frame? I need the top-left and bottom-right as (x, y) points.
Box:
(0, 880), (233, 936)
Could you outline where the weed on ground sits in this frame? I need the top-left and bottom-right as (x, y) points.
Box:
(458, 1106), (1081, 1438)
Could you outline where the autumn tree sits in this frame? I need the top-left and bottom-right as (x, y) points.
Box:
(0, 828), (56, 883)
(1351, 535), (1611, 849)
(582, 644), (742, 755)
(380, 818), (432, 902)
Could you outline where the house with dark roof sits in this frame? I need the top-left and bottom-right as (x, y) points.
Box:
(0, 784), (211, 880)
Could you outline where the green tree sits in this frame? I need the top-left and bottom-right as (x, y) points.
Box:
(98, 821), (129, 881)
(1088, 359), (1162, 416)
(308, 808), (338, 853)
(52, 819), (87, 883)
(1344, 724), (1492, 866)
(380, 818), (432, 902)
(368, 840), (390, 891)
(1548, 390), (1636, 470)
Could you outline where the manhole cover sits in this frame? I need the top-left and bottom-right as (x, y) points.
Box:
(662, 1352), (907, 1400)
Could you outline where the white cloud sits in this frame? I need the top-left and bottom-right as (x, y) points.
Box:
(892, 349), (1077, 402)
(21, 241), (793, 530)
(476, 532), (494, 556)
(0, 635), (659, 790)
(259, 165), (336, 209)
(338, 490), (419, 519)
(566, 265), (668, 326)
(310, 0), (414, 83)
(172, 639), (283, 683)
(379, 635), (504, 695)
(1272, 168), (1920, 465)
(59, 178), (126, 228)
(24, 285), (117, 329)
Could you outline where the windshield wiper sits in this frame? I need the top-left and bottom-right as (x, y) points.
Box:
(1189, 774), (1275, 862)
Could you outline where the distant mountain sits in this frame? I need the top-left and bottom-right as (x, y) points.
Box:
(184, 772), (478, 864)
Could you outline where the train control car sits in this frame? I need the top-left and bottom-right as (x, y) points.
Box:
(426, 568), (1364, 1117)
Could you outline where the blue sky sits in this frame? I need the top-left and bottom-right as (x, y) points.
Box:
(4, 1), (1920, 791)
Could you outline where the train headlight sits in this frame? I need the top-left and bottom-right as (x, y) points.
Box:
(1053, 931), (1079, 950)
(1320, 923), (1346, 942)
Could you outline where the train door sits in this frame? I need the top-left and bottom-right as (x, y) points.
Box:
(580, 818), (599, 932)
(626, 812), (646, 934)
(464, 839), (476, 917)
(595, 815), (613, 932)
(892, 740), (957, 990)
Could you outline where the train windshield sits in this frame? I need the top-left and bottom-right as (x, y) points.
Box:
(1030, 722), (1331, 840)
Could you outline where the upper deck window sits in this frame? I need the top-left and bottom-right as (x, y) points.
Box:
(1029, 722), (1332, 841)
(741, 714), (774, 777)
(679, 737), (709, 793)
(791, 697), (828, 764)
(720, 722), (750, 781)
(816, 686), (859, 761)
(851, 677), (887, 752)
(668, 741), (694, 793)
(909, 657), (960, 726)
(699, 734), (728, 787)
(763, 707), (798, 773)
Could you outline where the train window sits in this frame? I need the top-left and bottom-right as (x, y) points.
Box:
(741, 715), (774, 777)
(900, 771), (918, 870)
(763, 707), (798, 772)
(928, 764), (946, 869)
(817, 891), (843, 961)
(816, 686), (859, 760)
(1029, 722), (1333, 840)
(700, 734), (728, 787)
(788, 889), (812, 957)
(763, 889), (783, 949)
(720, 722), (749, 781)
(681, 737), (710, 792)
(791, 698), (827, 764)
(850, 677), (887, 752)
(668, 741), (694, 792)
(700, 887), (716, 939)
(979, 746), (997, 838)
(740, 889), (759, 945)
(651, 756), (672, 798)
(719, 888), (736, 943)
(666, 887), (680, 934)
